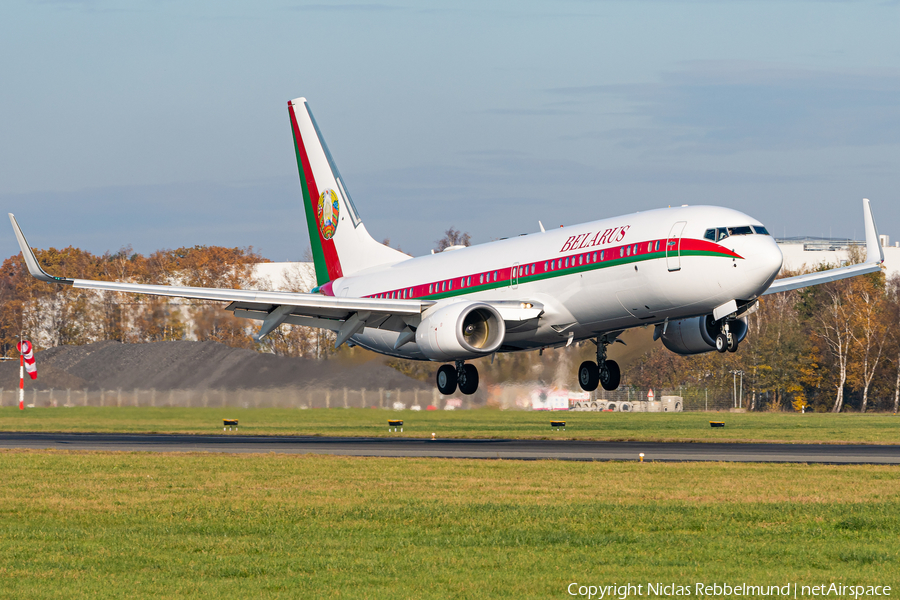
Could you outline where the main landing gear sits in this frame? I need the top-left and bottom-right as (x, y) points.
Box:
(578, 337), (621, 392)
(714, 319), (739, 354)
(436, 360), (479, 395)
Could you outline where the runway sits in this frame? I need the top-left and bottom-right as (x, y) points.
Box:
(2, 432), (900, 463)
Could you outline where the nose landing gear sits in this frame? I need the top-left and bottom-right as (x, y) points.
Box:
(715, 320), (740, 353)
(436, 360), (480, 395)
(578, 336), (621, 392)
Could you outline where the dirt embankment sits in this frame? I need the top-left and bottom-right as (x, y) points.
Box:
(0, 341), (431, 392)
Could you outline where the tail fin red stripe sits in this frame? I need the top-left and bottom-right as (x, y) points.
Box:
(288, 102), (343, 282)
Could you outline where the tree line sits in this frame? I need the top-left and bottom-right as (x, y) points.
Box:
(627, 266), (900, 413)
(2, 238), (898, 412)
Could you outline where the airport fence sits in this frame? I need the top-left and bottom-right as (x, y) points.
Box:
(0, 385), (749, 411)
(0, 386), (455, 410)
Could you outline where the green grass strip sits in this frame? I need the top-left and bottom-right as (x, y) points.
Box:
(0, 452), (896, 598)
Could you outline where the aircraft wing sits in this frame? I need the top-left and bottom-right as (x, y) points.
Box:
(9, 213), (432, 344)
(763, 198), (885, 295)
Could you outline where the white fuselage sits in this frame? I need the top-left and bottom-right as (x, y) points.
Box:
(330, 205), (783, 360)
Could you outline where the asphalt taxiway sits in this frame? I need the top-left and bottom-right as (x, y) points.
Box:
(1, 432), (899, 463)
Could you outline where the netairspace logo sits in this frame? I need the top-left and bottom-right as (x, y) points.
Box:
(567, 582), (892, 599)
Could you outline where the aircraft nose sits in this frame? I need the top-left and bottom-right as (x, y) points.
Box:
(750, 236), (783, 292)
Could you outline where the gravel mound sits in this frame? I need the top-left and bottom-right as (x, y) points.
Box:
(0, 341), (431, 392)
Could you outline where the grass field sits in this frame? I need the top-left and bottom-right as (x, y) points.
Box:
(0, 451), (897, 599)
(2, 406), (900, 444)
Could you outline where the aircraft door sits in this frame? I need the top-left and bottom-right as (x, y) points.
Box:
(666, 221), (687, 272)
(510, 263), (519, 289)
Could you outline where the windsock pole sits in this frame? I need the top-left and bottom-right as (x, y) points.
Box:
(19, 353), (24, 410)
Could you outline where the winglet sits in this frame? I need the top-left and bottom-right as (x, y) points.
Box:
(7, 214), (72, 284)
(862, 198), (884, 264)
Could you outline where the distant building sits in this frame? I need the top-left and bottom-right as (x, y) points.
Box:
(252, 262), (315, 292)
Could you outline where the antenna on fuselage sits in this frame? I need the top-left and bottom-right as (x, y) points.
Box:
(539, 221), (545, 233)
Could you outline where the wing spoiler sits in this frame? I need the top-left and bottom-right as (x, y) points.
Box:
(763, 198), (885, 295)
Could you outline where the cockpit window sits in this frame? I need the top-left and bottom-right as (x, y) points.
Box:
(728, 226), (754, 236)
(703, 228), (730, 241)
(704, 225), (768, 242)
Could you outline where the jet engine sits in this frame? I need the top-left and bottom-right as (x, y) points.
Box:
(660, 315), (748, 355)
(415, 302), (505, 361)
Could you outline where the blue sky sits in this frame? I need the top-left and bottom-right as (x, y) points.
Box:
(2, 0), (898, 260)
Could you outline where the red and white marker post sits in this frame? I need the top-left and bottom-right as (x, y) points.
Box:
(18, 349), (24, 410)
(16, 340), (36, 410)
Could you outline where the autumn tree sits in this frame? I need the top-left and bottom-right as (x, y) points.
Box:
(846, 272), (891, 412)
(434, 227), (471, 252)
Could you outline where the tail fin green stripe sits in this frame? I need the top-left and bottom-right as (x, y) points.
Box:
(289, 105), (329, 286)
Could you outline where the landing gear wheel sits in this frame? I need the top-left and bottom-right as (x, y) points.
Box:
(599, 360), (621, 391)
(578, 361), (600, 392)
(727, 336), (739, 353)
(436, 364), (457, 395)
(458, 364), (479, 395)
(715, 333), (728, 353)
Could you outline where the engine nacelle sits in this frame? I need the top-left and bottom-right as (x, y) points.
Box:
(415, 302), (506, 361)
(660, 315), (748, 355)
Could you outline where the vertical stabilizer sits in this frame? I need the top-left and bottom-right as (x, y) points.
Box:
(288, 98), (409, 286)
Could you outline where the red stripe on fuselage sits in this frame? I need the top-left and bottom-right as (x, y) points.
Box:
(289, 104), (343, 281)
(359, 237), (743, 300)
(679, 238), (743, 258)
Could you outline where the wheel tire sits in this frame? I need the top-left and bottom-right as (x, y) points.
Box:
(458, 364), (479, 395)
(600, 360), (621, 391)
(727, 336), (739, 353)
(436, 364), (457, 395)
(715, 334), (727, 353)
(578, 361), (600, 392)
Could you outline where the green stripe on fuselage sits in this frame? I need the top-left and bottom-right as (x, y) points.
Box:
(416, 249), (737, 300)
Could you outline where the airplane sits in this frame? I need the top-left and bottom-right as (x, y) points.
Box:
(8, 97), (885, 396)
